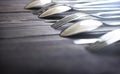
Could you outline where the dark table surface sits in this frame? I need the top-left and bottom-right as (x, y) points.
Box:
(0, 0), (120, 74)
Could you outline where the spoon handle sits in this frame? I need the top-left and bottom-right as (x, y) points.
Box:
(53, 0), (95, 4)
(72, 5), (120, 8)
(95, 11), (120, 16)
(53, 0), (120, 8)
(72, 0), (120, 7)
(74, 38), (99, 44)
(75, 7), (120, 11)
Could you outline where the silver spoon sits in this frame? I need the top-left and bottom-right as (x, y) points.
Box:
(87, 29), (120, 50)
(24, 0), (52, 9)
(72, 0), (120, 8)
(38, 0), (120, 17)
(51, 10), (120, 29)
(53, 0), (97, 4)
(74, 38), (99, 45)
(51, 13), (92, 29)
(38, 4), (71, 18)
(24, 0), (101, 9)
(76, 7), (120, 11)
(60, 19), (103, 37)
(73, 29), (120, 45)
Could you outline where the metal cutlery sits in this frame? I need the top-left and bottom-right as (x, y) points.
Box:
(72, 0), (120, 8)
(38, 0), (120, 17)
(51, 10), (120, 29)
(51, 13), (91, 29)
(24, 0), (120, 51)
(86, 11), (120, 18)
(41, 5), (120, 18)
(75, 7), (120, 11)
(24, 0), (120, 50)
(24, 0), (91, 9)
(24, 0), (52, 9)
(74, 38), (99, 44)
(87, 29), (120, 50)
(38, 4), (71, 18)
(60, 19), (103, 37)
(26, 0), (120, 18)
(53, 0), (98, 4)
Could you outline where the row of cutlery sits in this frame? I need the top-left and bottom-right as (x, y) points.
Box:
(25, 0), (120, 50)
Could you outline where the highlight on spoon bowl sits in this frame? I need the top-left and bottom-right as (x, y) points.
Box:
(25, 0), (52, 9)
(39, 5), (71, 18)
(60, 19), (103, 37)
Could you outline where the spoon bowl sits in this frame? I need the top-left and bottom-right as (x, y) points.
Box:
(39, 4), (71, 17)
(25, 0), (52, 9)
(60, 19), (103, 37)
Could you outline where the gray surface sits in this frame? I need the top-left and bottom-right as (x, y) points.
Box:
(0, 0), (120, 74)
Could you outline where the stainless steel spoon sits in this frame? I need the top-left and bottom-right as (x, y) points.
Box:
(38, 4), (71, 17)
(60, 19), (103, 37)
(73, 0), (120, 8)
(51, 13), (91, 29)
(24, 0), (88, 9)
(24, 0), (104, 9)
(37, 0), (120, 17)
(25, 0), (52, 9)
(51, 10), (120, 29)
(32, 0), (118, 17)
(73, 29), (120, 46)
(87, 29), (120, 50)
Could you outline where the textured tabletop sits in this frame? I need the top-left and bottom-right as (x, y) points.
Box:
(0, 0), (120, 74)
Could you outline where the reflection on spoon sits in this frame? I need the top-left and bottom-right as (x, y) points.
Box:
(25, 0), (52, 9)
(60, 19), (103, 37)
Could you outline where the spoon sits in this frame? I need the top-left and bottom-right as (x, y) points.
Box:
(25, 0), (52, 9)
(38, 4), (71, 18)
(53, 0), (98, 4)
(24, 0), (89, 9)
(87, 29), (120, 50)
(60, 19), (103, 37)
(74, 38), (99, 44)
(51, 12), (92, 29)
(51, 10), (120, 29)
(73, 0), (120, 8)
(37, 0), (120, 17)
(73, 26), (120, 44)
(24, 0), (104, 9)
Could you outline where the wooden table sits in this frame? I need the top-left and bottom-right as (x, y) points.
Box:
(0, 0), (120, 74)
